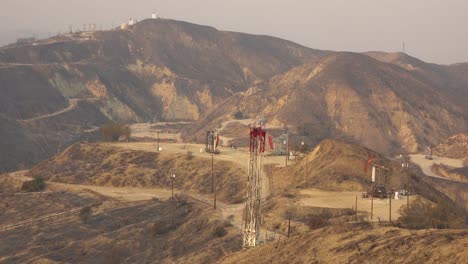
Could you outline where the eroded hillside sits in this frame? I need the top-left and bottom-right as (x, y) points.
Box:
(28, 143), (247, 203)
(187, 52), (467, 155)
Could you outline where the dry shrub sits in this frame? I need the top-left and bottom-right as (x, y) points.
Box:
(21, 176), (46, 192)
(307, 215), (330, 229)
(186, 151), (194, 160)
(79, 206), (92, 224)
(213, 225), (227, 237)
(152, 220), (169, 236)
(398, 198), (467, 229)
(174, 193), (190, 208)
(101, 122), (131, 141)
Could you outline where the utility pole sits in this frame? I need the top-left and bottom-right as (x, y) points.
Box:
(287, 212), (291, 238)
(170, 173), (175, 199)
(401, 147), (410, 209)
(407, 159), (410, 209)
(211, 155), (214, 193)
(389, 191), (392, 223)
(212, 155), (217, 210)
(157, 131), (160, 151)
(370, 185), (374, 220)
(306, 158), (309, 189)
(355, 195), (358, 221)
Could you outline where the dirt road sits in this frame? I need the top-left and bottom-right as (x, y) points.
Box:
(18, 99), (80, 122)
(9, 171), (245, 230)
(129, 123), (183, 142)
(409, 154), (464, 182)
(298, 189), (411, 221)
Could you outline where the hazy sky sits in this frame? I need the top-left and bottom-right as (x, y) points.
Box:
(1, 0), (467, 64)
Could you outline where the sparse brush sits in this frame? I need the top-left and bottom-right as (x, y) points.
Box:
(307, 215), (329, 229)
(213, 225), (227, 237)
(152, 220), (169, 236)
(21, 176), (46, 192)
(186, 151), (194, 160)
(101, 122), (131, 141)
(398, 198), (467, 229)
(79, 206), (92, 224)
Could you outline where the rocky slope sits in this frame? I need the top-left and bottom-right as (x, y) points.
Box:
(28, 143), (247, 203)
(1, 19), (467, 170)
(0, 19), (325, 172)
(433, 133), (468, 159)
(220, 224), (468, 264)
(187, 52), (467, 155)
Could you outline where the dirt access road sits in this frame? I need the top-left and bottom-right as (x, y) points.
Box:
(409, 154), (465, 183)
(298, 189), (411, 221)
(8, 171), (246, 231)
(17, 97), (101, 123)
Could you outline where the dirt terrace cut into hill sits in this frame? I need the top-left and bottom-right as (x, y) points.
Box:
(28, 143), (247, 204)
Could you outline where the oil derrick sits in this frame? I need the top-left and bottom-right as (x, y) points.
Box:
(205, 130), (219, 153)
(243, 126), (266, 248)
(425, 145), (433, 160)
(272, 134), (288, 155)
(371, 164), (389, 198)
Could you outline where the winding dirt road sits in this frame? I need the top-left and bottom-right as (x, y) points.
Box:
(409, 154), (465, 183)
(18, 99), (80, 123)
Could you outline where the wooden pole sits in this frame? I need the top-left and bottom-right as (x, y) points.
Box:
(171, 176), (174, 200)
(287, 213), (291, 238)
(406, 159), (410, 209)
(306, 158), (309, 189)
(389, 192), (392, 223)
(157, 131), (160, 151)
(355, 195), (358, 221)
(211, 155), (214, 194)
(212, 155), (216, 210)
(370, 187), (374, 220)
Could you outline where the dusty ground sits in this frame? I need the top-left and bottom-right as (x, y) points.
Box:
(0, 190), (242, 264)
(410, 154), (464, 181)
(3, 136), (466, 263)
(220, 224), (468, 264)
(298, 189), (413, 221)
(129, 122), (192, 143)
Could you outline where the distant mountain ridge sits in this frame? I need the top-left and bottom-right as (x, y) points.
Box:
(0, 18), (467, 170)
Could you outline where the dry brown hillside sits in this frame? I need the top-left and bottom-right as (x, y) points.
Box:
(0, 191), (241, 263)
(271, 139), (402, 192)
(220, 224), (468, 264)
(28, 143), (247, 203)
(266, 139), (467, 215)
(433, 133), (468, 159)
(0, 19), (326, 172)
(186, 52), (467, 155)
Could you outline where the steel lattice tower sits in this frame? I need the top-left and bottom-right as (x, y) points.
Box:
(243, 126), (266, 248)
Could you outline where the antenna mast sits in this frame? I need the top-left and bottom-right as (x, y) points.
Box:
(243, 125), (266, 248)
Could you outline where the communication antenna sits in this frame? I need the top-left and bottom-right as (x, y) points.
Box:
(402, 41), (406, 53)
(243, 125), (266, 248)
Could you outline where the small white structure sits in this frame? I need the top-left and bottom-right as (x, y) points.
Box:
(129, 18), (135, 26)
(395, 192), (400, 200)
(371, 166), (376, 183)
(152, 13), (157, 19)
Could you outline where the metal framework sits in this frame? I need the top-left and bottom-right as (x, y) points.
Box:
(243, 126), (266, 248)
(272, 134), (288, 155)
(371, 164), (389, 198)
(205, 130), (219, 153)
